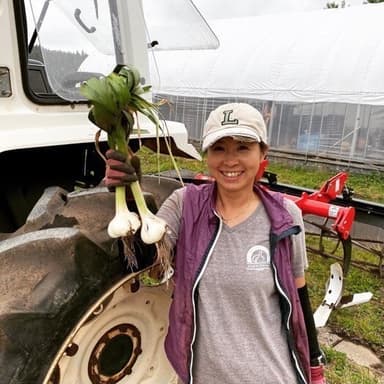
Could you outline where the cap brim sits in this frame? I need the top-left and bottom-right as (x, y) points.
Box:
(202, 126), (262, 151)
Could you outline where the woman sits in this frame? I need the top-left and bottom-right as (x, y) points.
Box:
(104, 103), (326, 384)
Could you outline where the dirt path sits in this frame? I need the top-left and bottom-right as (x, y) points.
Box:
(318, 327), (384, 382)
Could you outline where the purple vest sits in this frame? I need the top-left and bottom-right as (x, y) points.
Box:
(164, 182), (310, 384)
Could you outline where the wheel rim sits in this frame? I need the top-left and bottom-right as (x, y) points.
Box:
(88, 323), (141, 383)
(44, 269), (177, 384)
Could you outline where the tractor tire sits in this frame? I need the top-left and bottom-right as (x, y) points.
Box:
(0, 176), (182, 384)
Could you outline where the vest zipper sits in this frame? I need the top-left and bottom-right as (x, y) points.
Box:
(188, 216), (222, 384)
(271, 229), (309, 384)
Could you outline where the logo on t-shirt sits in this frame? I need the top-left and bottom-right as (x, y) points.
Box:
(246, 245), (270, 270)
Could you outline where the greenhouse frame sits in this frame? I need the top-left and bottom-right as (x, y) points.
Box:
(150, 3), (384, 169)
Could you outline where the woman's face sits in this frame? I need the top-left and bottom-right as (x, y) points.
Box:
(206, 137), (266, 194)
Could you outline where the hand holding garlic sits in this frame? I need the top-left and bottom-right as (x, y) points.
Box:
(80, 65), (173, 274)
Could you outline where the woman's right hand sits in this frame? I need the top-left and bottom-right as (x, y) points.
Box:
(104, 149), (141, 189)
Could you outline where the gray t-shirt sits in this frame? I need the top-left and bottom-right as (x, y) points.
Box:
(157, 187), (308, 384)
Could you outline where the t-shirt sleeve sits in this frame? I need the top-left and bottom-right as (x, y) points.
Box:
(156, 186), (186, 249)
(283, 198), (309, 277)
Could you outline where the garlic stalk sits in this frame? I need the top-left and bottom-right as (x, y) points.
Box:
(129, 180), (167, 244)
(129, 179), (172, 284)
(80, 65), (173, 274)
(107, 185), (141, 238)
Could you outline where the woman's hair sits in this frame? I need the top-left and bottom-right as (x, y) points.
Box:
(260, 141), (269, 155)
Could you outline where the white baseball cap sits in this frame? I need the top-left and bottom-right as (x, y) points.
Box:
(202, 103), (267, 151)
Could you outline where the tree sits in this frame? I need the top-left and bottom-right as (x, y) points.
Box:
(326, 0), (346, 8)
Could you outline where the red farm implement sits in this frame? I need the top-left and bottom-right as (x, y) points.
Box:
(192, 168), (384, 327)
(259, 170), (384, 327)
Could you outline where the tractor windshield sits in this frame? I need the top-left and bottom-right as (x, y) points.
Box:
(25, 0), (218, 102)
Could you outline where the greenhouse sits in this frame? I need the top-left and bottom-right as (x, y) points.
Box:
(151, 3), (384, 169)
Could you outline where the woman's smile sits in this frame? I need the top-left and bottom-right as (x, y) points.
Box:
(206, 137), (266, 192)
(221, 170), (243, 178)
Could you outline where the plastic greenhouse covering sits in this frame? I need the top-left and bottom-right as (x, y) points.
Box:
(150, 3), (384, 167)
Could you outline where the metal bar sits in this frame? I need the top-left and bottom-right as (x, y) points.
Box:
(260, 178), (384, 218)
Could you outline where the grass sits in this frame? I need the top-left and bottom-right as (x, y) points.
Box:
(138, 146), (207, 174)
(138, 146), (384, 383)
(266, 162), (384, 204)
(324, 347), (381, 384)
(139, 147), (384, 204)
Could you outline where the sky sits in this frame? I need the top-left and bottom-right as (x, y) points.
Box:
(192, 0), (366, 19)
(29, 0), (369, 56)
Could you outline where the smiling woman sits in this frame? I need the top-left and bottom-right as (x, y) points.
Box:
(103, 102), (327, 384)
(207, 137), (265, 224)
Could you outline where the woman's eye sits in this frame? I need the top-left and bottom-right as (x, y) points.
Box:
(238, 144), (250, 151)
(212, 145), (225, 152)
